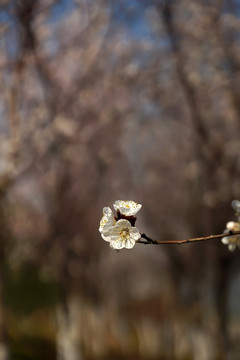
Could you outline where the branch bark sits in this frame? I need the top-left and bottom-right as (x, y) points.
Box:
(138, 230), (240, 245)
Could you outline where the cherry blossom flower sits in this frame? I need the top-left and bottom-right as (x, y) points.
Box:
(101, 219), (141, 249)
(99, 201), (142, 249)
(221, 221), (240, 251)
(99, 207), (116, 234)
(113, 200), (142, 216)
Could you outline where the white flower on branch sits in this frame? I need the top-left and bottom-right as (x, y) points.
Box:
(221, 221), (240, 251)
(101, 219), (141, 249)
(99, 200), (240, 249)
(99, 200), (142, 249)
(113, 200), (142, 216)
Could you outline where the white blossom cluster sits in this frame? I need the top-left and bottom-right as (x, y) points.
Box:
(99, 200), (142, 250)
(221, 200), (240, 251)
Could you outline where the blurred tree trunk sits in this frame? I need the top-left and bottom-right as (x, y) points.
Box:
(0, 195), (9, 360)
(0, 271), (8, 360)
(158, 1), (236, 358)
(56, 297), (82, 360)
(0, 266), (8, 360)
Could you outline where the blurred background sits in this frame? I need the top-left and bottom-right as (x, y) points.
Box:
(0, 0), (240, 359)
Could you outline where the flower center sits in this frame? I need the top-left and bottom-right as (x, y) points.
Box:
(120, 228), (130, 240)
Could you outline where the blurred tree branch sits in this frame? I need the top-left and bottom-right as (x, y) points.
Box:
(157, 0), (240, 178)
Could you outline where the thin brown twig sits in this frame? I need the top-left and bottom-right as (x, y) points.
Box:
(138, 231), (240, 245)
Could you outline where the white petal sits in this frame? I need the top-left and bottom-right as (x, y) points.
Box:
(228, 243), (236, 251)
(101, 225), (121, 242)
(115, 219), (131, 228)
(101, 231), (112, 242)
(99, 207), (115, 233)
(104, 207), (112, 215)
(226, 221), (235, 230)
(221, 237), (229, 245)
(129, 227), (141, 241)
(113, 200), (142, 216)
(113, 200), (123, 211)
(125, 238), (136, 249)
(110, 239), (125, 250)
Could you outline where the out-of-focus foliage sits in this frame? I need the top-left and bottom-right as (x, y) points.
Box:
(0, 0), (240, 359)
